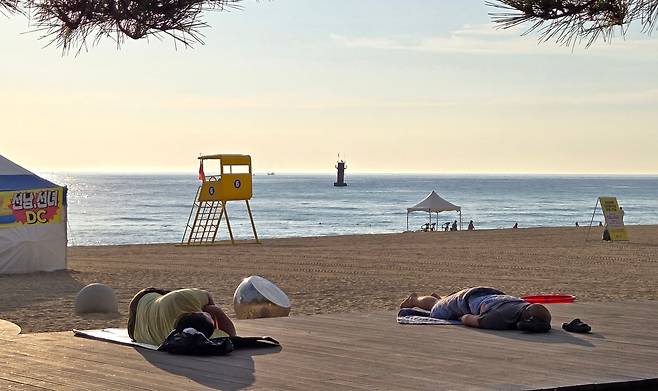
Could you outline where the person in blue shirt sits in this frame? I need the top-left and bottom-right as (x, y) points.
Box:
(400, 286), (551, 332)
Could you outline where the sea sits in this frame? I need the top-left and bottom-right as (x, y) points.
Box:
(40, 174), (658, 246)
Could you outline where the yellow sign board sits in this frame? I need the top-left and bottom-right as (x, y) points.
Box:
(599, 197), (628, 241)
(0, 188), (63, 228)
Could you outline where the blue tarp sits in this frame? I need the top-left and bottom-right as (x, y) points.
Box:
(0, 174), (59, 192)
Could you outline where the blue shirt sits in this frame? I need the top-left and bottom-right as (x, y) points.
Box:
(429, 287), (507, 319)
(472, 294), (525, 314)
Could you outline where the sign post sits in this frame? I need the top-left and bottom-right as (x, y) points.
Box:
(599, 197), (629, 241)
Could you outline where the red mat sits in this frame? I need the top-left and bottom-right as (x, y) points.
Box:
(522, 294), (575, 304)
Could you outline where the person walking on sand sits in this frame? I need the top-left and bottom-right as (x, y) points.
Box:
(400, 287), (552, 332)
(468, 220), (475, 231)
(619, 206), (625, 224)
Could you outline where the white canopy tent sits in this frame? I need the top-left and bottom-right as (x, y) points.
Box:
(406, 190), (462, 231)
(0, 154), (67, 274)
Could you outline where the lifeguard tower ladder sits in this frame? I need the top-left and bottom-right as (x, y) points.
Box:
(182, 154), (259, 245)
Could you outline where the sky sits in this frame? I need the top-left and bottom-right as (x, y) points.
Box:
(1, 0), (657, 174)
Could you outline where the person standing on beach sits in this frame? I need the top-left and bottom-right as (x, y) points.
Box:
(128, 288), (236, 346)
(468, 220), (475, 231)
(400, 287), (552, 332)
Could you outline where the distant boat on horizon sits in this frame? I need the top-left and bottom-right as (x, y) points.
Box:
(267, 172), (275, 176)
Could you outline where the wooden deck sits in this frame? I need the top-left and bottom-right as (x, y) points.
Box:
(1, 301), (658, 390)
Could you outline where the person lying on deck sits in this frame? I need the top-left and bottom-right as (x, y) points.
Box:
(127, 288), (237, 346)
(400, 286), (552, 332)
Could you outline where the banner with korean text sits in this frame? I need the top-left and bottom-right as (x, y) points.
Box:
(0, 188), (63, 228)
(599, 196), (629, 241)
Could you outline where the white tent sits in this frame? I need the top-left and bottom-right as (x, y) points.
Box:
(0, 154), (67, 274)
(406, 190), (462, 231)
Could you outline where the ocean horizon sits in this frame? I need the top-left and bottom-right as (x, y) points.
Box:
(41, 173), (658, 246)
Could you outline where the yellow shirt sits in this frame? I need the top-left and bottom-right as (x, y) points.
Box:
(133, 288), (228, 346)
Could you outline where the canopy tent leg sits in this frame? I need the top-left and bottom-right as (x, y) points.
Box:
(460, 211), (462, 230)
(406, 212), (409, 231)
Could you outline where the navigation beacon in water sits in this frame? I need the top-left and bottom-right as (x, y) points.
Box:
(334, 155), (347, 187)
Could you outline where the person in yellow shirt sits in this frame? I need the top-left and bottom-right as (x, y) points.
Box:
(128, 288), (236, 346)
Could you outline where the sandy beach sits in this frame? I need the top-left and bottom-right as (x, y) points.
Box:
(1, 225), (657, 334)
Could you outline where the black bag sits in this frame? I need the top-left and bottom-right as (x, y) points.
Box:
(157, 328), (281, 356)
(158, 328), (234, 356)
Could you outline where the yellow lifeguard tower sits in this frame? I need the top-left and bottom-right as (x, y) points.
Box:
(182, 154), (259, 245)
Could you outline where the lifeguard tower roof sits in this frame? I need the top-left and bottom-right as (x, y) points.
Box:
(199, 154), (251, 165)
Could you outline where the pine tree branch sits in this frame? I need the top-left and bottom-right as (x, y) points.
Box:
(13, 0), (241, 53)
(4, 1), (658, 53)
(0, 0), (20, 14)
(487, 0), (658, 47)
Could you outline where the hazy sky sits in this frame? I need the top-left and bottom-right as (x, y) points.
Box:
(1, 0), (657, 174)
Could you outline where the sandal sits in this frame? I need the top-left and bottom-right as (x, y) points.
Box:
(562, 318), (591, 333)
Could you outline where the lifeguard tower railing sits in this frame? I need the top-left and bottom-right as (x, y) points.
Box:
(182, 154), (259, 245)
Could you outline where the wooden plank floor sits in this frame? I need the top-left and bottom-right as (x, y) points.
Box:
(1, 301), (658, 391)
